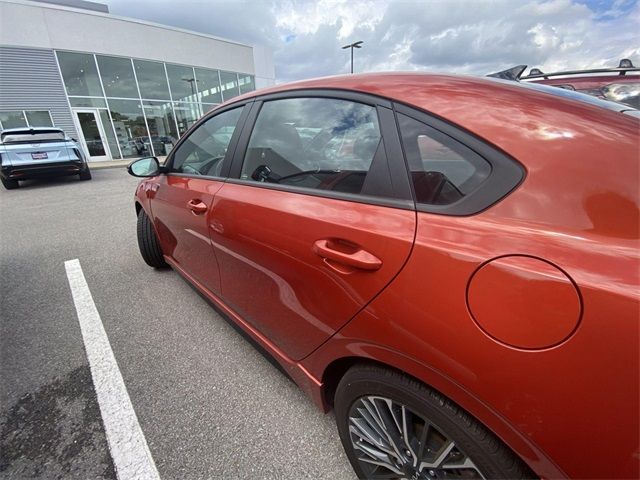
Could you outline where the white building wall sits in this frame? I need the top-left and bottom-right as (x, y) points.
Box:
(0, 0), (274, 82)
(252, 45), (276, 89)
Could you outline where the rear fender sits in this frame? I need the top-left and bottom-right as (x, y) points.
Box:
(302, 337), (566, 479)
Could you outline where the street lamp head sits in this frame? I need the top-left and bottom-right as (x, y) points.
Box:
(342, 40), (364, 49)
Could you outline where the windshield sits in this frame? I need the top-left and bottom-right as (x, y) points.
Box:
(1, 129), (67, 144)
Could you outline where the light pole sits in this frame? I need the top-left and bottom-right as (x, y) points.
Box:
(342, 40), (363, 74)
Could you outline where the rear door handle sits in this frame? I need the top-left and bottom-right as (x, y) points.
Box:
(187, 199), (208, 214)
(313, 239), (382, 271)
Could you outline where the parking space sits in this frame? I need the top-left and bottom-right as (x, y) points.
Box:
(0, 169), (354, 479)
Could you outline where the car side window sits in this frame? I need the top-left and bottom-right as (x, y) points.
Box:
(171, 107), (243, 176)
(397, 113), (491, 205)
(240, 98), (382, 195)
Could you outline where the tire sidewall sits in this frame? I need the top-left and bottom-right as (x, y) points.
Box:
(335, 369), (510, 479)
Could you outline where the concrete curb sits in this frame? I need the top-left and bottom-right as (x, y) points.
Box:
(90, 161), (130, 170)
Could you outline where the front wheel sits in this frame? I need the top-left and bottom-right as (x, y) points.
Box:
(334, 364), (535, 480)
(136, 210), (168, 268)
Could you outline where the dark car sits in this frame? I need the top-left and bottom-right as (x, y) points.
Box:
(489, 59), (640, 108)
(128, 73), (639, 480)
(0, 127), (91, 189)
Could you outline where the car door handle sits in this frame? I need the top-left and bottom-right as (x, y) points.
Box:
(187, 199), (208, 214)
(313, 239), (382, 271)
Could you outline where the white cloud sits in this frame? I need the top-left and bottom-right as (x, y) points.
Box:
(104, 0), (640, 82)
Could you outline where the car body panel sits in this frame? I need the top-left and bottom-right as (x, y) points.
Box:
(152, 175), (225, 293)
(209, 181), (416, 360)
(133, 73), (640, 479)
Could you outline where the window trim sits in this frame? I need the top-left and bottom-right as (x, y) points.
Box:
(226, 91), (413, 208)
(163, 100), (253, 180)
(393, 102), (525, 216)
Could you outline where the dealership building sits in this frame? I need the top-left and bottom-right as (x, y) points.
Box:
(0, 0), (275, 161)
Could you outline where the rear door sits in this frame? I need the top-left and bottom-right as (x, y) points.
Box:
(150, 104), (248, 294)
(210, 93), (417, 361)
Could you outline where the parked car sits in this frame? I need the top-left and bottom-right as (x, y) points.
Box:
(0, 127), (91, 189)
(128, 73), (639, 480)
(489, 59), (640, 108)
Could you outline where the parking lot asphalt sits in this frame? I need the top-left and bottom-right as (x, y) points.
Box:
(0, 169), (355, 479)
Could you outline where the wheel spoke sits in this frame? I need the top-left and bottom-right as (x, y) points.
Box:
(400, 405), (418, 465)
(371, 398), (405, 459)
(416, 419), (431, 460)
(349, 422), (396, 458)
(441, 456), (487, 479)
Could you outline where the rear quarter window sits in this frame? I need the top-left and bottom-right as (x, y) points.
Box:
(397, 113), (491, 206)
(393, 104), (524, 215)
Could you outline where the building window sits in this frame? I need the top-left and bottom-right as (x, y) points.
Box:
(134, 60), (171, 100)
(107, 99), (150, 158)
(173, 102), (202, 135)
(57, 51), (103, 97)
(54, 50), (258, 158)
(0, 111), (54, 129)
(99, 110), (121, 160)
(96, 55), (138, 99)
(220, 71), (240, 101)
(69, 97), (108, 108)
(166, 64), (198, 103)
(194, 68), (222, 104)
(238, 74), (255, 95)
(25, 111), (54, 127)
(0, 111), (27, 129)
(143, 101), (178, 156)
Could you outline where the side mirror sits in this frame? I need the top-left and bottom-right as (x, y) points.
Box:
(128, 157), (160, 177)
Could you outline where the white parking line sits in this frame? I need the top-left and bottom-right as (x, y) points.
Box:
(65, 259), (160, 480)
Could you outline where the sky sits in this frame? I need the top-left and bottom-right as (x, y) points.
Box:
(103, 0), (640, 83)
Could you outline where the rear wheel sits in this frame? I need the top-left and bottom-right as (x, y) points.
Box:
(79, 167), (92, 180)
(1, 177), (19, 190)
(137, 210), (168, 268)
(334, 364), (535, 480)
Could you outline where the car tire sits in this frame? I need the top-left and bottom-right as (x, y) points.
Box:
(79, 168), (92, 180)
(334, 364), (536, 480)
(1, 177), (19, 190)
(137, 210), (168, 268)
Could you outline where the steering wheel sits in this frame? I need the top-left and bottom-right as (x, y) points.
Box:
(200, 156), (224, 176)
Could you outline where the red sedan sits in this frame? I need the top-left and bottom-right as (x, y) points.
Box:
(128, 73), (639, 480)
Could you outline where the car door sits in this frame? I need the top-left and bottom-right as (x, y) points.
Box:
(209, 94), (417, 361)
(150, 104), (248, 294)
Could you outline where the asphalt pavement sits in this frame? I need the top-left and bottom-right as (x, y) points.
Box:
(0, 168), (355, 479)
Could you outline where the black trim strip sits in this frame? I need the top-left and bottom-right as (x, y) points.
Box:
(224, 178), (415, 211)
(251, 88), (392, 108)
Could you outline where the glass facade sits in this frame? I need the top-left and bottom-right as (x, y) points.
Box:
(55, 50), (256, 159)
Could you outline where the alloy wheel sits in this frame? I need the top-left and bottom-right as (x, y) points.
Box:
(348, 395), (486, 479)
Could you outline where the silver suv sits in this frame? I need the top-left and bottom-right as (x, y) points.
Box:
(0, 127), (91, 189)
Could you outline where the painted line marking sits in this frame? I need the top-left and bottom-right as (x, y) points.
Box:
(65, 258), (160, 480)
